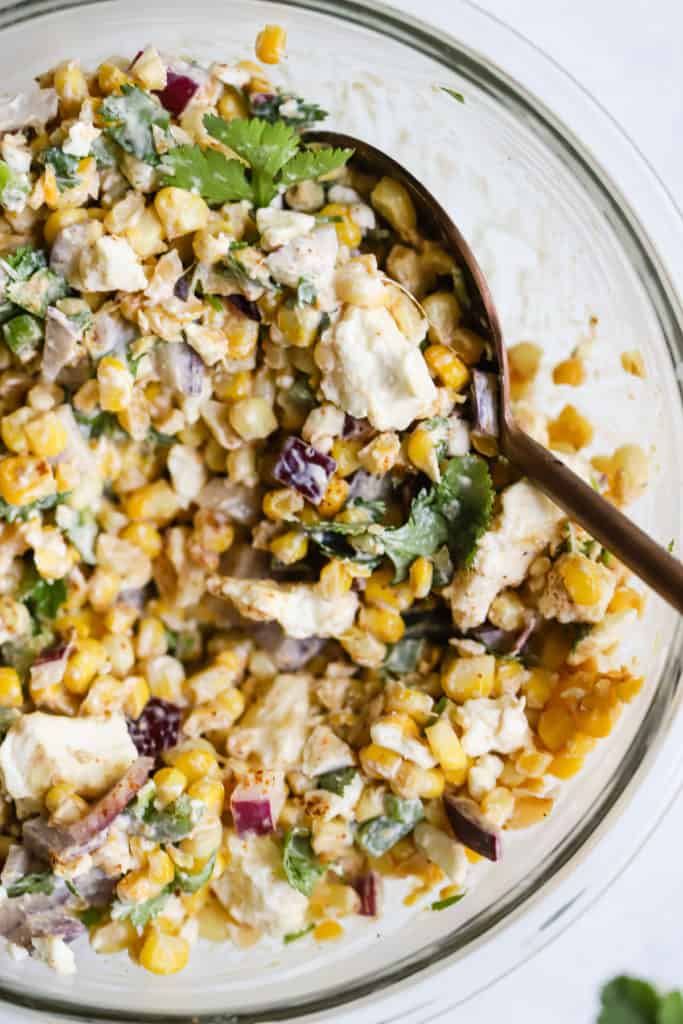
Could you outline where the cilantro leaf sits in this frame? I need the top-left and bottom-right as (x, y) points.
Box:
(282, 827), (325, 897)
(7, 268), (68, 318)
(77, 906), (106, 928)
(250, 92), (327, 129)
(659, 993), (683, 1024)
(1, 246), (47, 280)
(431, 892), (465, 911)
(129, 789), (204, 843)
(73, 409), (127, 440)
(111, 890), (170, 931)
(278, 147), (354, 188)
(18, 559), (67, 621)
(7, 872), (55, 898)
(0, 492), (67, 523)
(100, 85), (169, 162)
(381, 489), (449, 582)
(283, 923), (315, 944)
(316, 767), (356, 796)
(161, 145), (252, 205)
(383, 637), (424, 675)
(174, 850), (217, 894)
(441, 86), (465, 104)
(40, 148), (80, 191)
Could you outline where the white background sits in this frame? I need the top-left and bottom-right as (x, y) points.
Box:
(1, 1), (682, 1022)
(387, 1), (683, 1021)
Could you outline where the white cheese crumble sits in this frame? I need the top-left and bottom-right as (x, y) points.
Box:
(31, 936), (76, 975)
(567, 609), (637, 672)
(62, 121), (101, 158)
(0, 712), (136, 801)
(454, 696), (530, 758)
(210, 577), (359, 639)
(301, 725), (355, 778)
(316, 306), (437, 431)
(167, 443), (208, 505)
(370, 720), (437, 769)
(256, 208), (315, 250)
(228, 673), (310, 768)
(413, 823), (468, 885)
(266, 225), (338, 307)
(467, 753), (504, 801)
(0, 87), (58, 131)
(79, 236), (148, 293)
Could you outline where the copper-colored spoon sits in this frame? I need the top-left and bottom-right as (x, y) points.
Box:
(306, 131), (683, 615)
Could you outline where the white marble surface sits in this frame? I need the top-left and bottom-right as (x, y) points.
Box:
(0, 2), (682, 1022)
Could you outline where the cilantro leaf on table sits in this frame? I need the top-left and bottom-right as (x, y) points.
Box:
(160, 144), (252, 205)
(282, 827), (325, 897)
(40, 147), (81, 191)
(100, 85), (169, 162)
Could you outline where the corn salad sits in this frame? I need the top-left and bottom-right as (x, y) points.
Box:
(0, 31), (647, 978)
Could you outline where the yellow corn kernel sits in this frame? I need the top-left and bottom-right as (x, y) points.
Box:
(318, 476), (349, 518)
(425, 717), (467, 777)
(139, 930), (190, 976)
(538, 622), (572, 671)
(559, 554), (604, 607)
(97, 61), (132, 95)
(506, 795), (554, 830)
(441, 654), (495, 701)
(154, 187), (209, 240)
(0, 455), (55, 506)
(409, 557), (433, 600)
(125, 480), (180, 524)
(148, 848), (176, 888)
(97, 356), (133, 413)
(154, 766), (187, 806)
(385, 681), (433, 724)
(121, 522), (162, 559)
(522, 667), (555, 709)
(136, 617), (167, 659)
(494, 659), (527, 698)
(607, 586), (644, 616)
(187, 778), (225, 817)
(621, 349), (646, 378)
(56, 608), (95, 639)
(262, 487), (303, 522)
(179, 816), (222, 861)
(318, 203), (361, 248)
(395, 762), (445, 800)
(537, 704), (575, 752)
(64, 638), (107, 695)
(213, 370), (252, 404)
(123, 675), (150, 720)
(359, 606), (405, 644)
(217, 87), (248, 121)
(406, 427), (439, 481)
(309, 880), (359, 920)
(228, 397), (277, 441)
(340, 626), (386, 667)
(330, 438), (363, 478)
(508, 341), (541, 381)
(319, 559), (353, 600)
(0, 667), (22, 708)
(42, 165), (59, 209)
(277, 302), (321, 348)
(552, 356), (585, 387)
(422, 290), (462, 347)
(43, 206), (89, 246)
(255, 23), (287, 64)
(171, 748), (218, 784)
(609, 444), (650, 506)
(614, 675), (644, 703)
(481, 786), (515, 828)
(270, 530), (309, 565)
(514, 748), (553, 778)
(548, 752), (585, 779)
(424, 344), (470, 391)
(44, 782), (76, 815)
(359, 742), (403, 782)
(104, 604), (138, 635)
(1, 408), (33, 454)
(365, 566), (414, 613)
(24, 412), (68, 458)
(91, 919), (137, 954)
(313, 920), (344, 942)
(574, 695), (621, 738)
(370, 177), (417, 242)
(54, 60), (88, 113)
(548, 404), (593, 452)
(88, 568), (122, 612)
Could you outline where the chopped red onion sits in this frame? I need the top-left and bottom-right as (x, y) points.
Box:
(443, 792), (502, 862)
(273, 436), (336, 505)
(155, 70), (198, 116)
(173, 267), (193, 301)
(127, 698), (181, 758)
(342, 414), (371, 439)
(157, 341), (206, 397)
(352, 870), (382, 916)
(231, 795), (275, 837)
(471, 369), (499, 437)
(227, 294), (261, 322)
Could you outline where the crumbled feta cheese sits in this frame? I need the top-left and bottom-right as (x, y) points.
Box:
(301, 725), (355, 777)
(145, 249), (184, 304)
(51, 220), (104, 286)
(62, 121), (101, 158)
(210, 577), (359, 639)
(184, 323), (228, 366)
(454, 696), (530, 758)
(209, 62), (251, 88)
(350, 202), (376, 233)
(31, 935), (76, 975)
(467, 754), (504, 801)
(328, 185), (360, 204)
(301, 402), (346, 454)
(266, 225), (338, 307)
(538, 554), (616, 624)
(446, 414), (471, 455)
(370, 720), (437, 769)
(414, 823), (468, 885)
(212, 834), (308, 937)
(316, 306), (437, 431)
(167, 443), (208, 505)
(304, 772), (363, 822)
(0, 87), (57, 131)
(449, 480), (564, 630)
(256, 208), (315, 250)
(79, 236), (148, 293)
(1, 133), (31, 174)
(567, 610), (637, 671)
(6, 942), (28, 961)
(96, 534), (152, 589)
(228, 673), (310, 768)
(0, 711), (136, 801)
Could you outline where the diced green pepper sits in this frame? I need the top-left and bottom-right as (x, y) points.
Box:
(3, 313), (43, 361)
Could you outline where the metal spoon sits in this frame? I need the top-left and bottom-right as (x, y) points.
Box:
(306, 131), (683, 614)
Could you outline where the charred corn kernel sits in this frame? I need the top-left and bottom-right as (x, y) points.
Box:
(24, 412), (68, 458)
(621, 349), (646, 378)
(171, 748), (218, 784)
(277, 302), (321, 348)
(104, 604), (138, 635)
(97, 357), (133, 413)
(506, 795), (554, 830)
(0, 455), (55, 506)
(424, 344), (469, 390)
(406, 427), (439, 481)
(548, 752), (584, 779)
(409, 557), (433, 599)
(508, 341), (541, 380)
(187, 778), (225, 816)
(537, 704), (575, 752)
(559, 554), (604, 607)
(64, 638), (107, 695)
(136, 617), (167, 659)
(481, 786), (515, 827)
(43, 206), (88, 246)
(318, 476), (349, 518)
(385, 681), (433, 724)
(523, 667), (555, 709)
(319, 559), (353, 599)
(270, 530), (308, 564)
(123, 675), (150, 720)
(1, 408), (33, 454)
(229, 397), (277, 441)
(340, 627), (386, 667)
(44, 782), (76, 815)
(548, 404), (593, 452)
(154, 187), (209, 240)
(88, 568), (121, 612)
(125, 480), (180, 524)
(442, 654), (495, 701)
(97, 61), (132, 95)
(255, 23), (287, 64)
(217, 87), (248, 120)
(121, 523), (162, 558)
(319, 203), (362, 248)
(154, 766), (187, 806)
(359, 743), (403, 782)
(425, 717), (467, 777)
(139, 931), (189, 975)
(92, 919), (137, 954)
(262, 487), (304, 521)
(395, 762), (445, 800)
(0, 667), (22, 708)
(359, 606), (405, 644)
(365, 566), (413, 612)
(370, 177), (417, 241)
(553, 356), (585, 387)
(54, 60), (88, 112)
(330, 438), (363, 477)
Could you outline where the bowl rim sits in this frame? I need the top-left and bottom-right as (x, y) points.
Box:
(0, 0), (682, 1021)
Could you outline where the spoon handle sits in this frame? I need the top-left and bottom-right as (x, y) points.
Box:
(503, 424), (683, 614)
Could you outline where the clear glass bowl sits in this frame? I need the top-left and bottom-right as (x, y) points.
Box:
(2, 1), (683, 1022)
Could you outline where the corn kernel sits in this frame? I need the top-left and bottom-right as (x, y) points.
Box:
(136, 617), (167, 659)
(121, 522), (162, 559)
(537, 704), (575, 752)
(552, 357), (585, 387)
(0, 455), (55, 506)
(508, 341), (541, 381)
(24, 412), (68, 458)
(319, 559), (353, 600)
(425, 717), (467, 778)
(64, 638), (107, 695)
(394, 762), (445, 800)
(153, 766), (187, 807)
(217, 87), (248, 120)
(359, 606), (405, 644)
(97, 356), (133, 413)
(559, 554), (604, 607)
(270, 530), (309, 565)
(277, 302), (321, 348)
(422, 291), (462, 347)
(370, 177), (417, 242)
(330, 438), (363, 478)
(620, 349), (646, 378)
(441, 653), (495, 701)
(359, 743), (403, 782)
(523, 667), (555, 709)
(43, 206), (89, 246)
(409, 557), (433, 599)
(154, 187), (209, 240)
(319, 203), (361, 248)
(574, 695), (621, 738)
(506, 795), (554, 830)
(548, 404), (593, 452)
(139, 931), (190, 975)
(54, 60), (88, 113)
(228, 397), (277, 441)
(123, 675), (150, 720)
(365, 566), (414, 613)
(406, 427), (439, 481)
(187, 778), (225, 817)
(91, 919), (137, 954)
(255, 24), (287, 64)
(424, 344), (470, 390)
(1, 408), (33, 454)
(262, 487), (303, 522)
(88, 568), (121, 612)
(0, 667), (22, 708)
(125, 480), (180, 524)
(171, 748), (218, 784)
(318, 476), (349, 518)
(385, 681), (433, 724)
(45, 782), (76, 815)
(548, 752), (585, 779)
(97, 61), (132, 95)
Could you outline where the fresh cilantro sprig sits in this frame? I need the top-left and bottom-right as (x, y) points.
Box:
(598, 976), (683, 1024)
(161, 115), (352, 208)
(40, 148), (81, 191)
(249, 91), (328, 129)
(100, 85), (169, 163)
(18, 558), (67, 621)
(282, 827), (325, 897)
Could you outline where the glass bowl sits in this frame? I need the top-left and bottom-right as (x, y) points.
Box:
(1, 1), (683, 1021)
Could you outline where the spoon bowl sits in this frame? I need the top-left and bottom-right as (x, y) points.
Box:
(306, 130), (683, 615)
